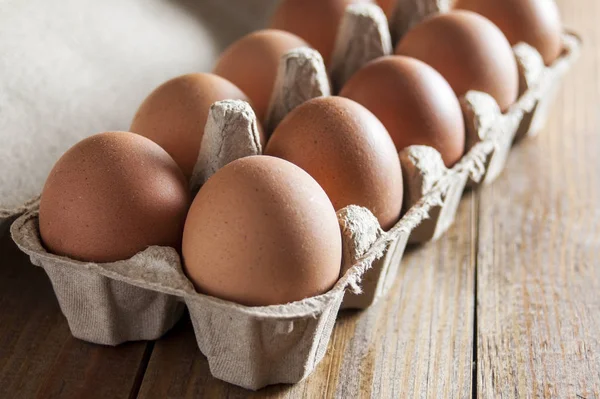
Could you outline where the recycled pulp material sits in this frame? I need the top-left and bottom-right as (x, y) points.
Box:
(330, 4), (392, 92)
(331, 3), (582, 221)
(191, 100), (263, 193)
(265, 48), (331, 134)
(10, 67), (475, 388)
(0, 196), (39, 237)
(461, 33), (581, 185)
(10, 3), (580, 390)
(389, 0), (452, 43)
(9, 170), (460, 389)
(331, 3), (582, 308)
(10, 192), (405, 390)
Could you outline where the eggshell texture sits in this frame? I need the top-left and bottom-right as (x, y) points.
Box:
(39, 132), (191, 263)
(454, 0), (563, 65)
(265, 96), (403, 231)
(341, 56), (465, 167)
(213, 30), (309, 124)
(395, 11), (519, 112)
(182, 155), (342, 306)
(130, 73), (259, 180)
(270, 0), (375, 65)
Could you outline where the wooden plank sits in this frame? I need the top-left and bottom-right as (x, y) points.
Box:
(0, 233), (151, 399)
(138, 194), (477, 398)
(476, 1), (600, 397)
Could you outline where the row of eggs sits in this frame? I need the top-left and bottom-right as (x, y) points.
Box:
(38, 0), (563, 306)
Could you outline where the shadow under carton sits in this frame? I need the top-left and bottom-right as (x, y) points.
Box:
(7, 3), (582, 391)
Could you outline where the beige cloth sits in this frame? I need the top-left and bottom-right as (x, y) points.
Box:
(0, 0), (278, 211)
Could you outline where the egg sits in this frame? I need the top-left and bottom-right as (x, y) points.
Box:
(39, 132), (190, 263)
(130, 73), (260, 180)
(376, 0), (396, 18)
(182, 155), (342, 306)
(454, 0), (563, 65)
(270, 0), (375, 65)
(395, 10), (519, 112)
(213, 29), (309, 124)
(341, 56), (465, 167)
(265, 96), (403, 230)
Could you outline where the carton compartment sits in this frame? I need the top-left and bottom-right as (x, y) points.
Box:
(11, 207), (361, 389)
(45, 264), (185, 346)
(186, 291), (344, 390)
(7, 3), (581, 390)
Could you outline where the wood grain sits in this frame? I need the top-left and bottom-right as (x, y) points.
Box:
(0, 234), (150, 399)
(138, 194), (477, 398)
(475, 1), (600, 398)
(2, 2), (598, 398)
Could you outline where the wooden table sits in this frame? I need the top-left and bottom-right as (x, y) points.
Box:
(1, 1), (598, 397)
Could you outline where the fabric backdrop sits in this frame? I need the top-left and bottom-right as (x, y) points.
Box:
(0, 0), (278, 210)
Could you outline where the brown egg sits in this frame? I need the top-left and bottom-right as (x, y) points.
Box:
(182, 155), (342, 306)
(39, 132), (190, 263)
(265, 96), (403, 230)
(376, 0), (396, 18)
(213, 30), (309, 124)
(395, 11), (519, 112)
(454, 0), (563, 65)
(270, 0), (375, 65)
(341, 56), (465, 167)
(130, 73), (260, 180)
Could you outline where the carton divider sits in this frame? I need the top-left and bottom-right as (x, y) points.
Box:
(330, 3), (392, 92)
(389, 0), (453, 44)
(265, 47), (330, 134)
(4, 8), (582, 388)
(191, 100), (263, 194)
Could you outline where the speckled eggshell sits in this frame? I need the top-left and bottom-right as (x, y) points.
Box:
(341, 56), (465, 167)
(39, 132), (191, 263)
(454, 0), (563, 65)
(269, 0), (375, 65)
(130, 73), (260, 180)
(213, 29), (309, 124)
(182, 155), (342, 306)
(395, 11), (519, 112)
(265, 96), (403, 231)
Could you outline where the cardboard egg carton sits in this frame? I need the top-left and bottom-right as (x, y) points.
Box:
(9, 2), (580, 391)
(333, 3), (581, 201)
(329, 2), (580, 304)
(8, 142), (453, 390)
(0, 196), (39, 237)
(8, 102), (396, 391)
(8, 95), (462, 391)
(9, 53), (394, 389)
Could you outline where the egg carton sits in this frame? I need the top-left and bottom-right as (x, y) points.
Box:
(9, 3), (580, 391)
(10, 88), (409, 390)
(8, 148), (448, 391)
(329, 3), (580, 304)
(0, 196), (39, 237)
(333, 3), (582, 195)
